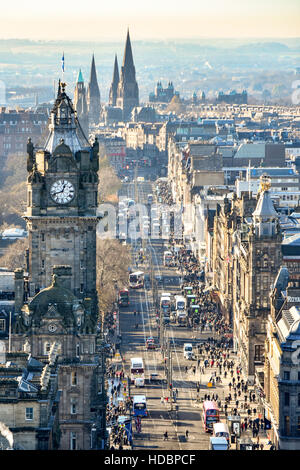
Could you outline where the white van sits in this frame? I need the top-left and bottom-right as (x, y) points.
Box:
(209, 437), (229, 451)
(183, 343), (193, 359)
(213, 422), (230, 444)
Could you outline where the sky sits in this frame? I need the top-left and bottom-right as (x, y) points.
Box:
(2, 0), (300, 41)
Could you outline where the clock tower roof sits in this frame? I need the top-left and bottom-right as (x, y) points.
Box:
(29, 272), (77, 320)
(43, 81), (89, 155)
(53, 138), (73, 157)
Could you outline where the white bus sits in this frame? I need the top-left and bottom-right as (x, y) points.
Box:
(175, 295), (186, 311)
(133, 395), (148, 417)
(129, 271), (144, 289)
(163, 251), (173, 266)
(160, 294), (171, 310)
(130, 357), (144, 384)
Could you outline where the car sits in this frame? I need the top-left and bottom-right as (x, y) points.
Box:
(149, 373), (160, 382)
(135, 377), (145, 387)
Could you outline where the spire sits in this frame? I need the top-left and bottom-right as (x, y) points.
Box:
(77, 69), (84, 84)
(87, 54), (101, 124)
(89, 54), (97, 85)
(109, 55), (119, 107)
(116, 29), (139, 120)
(122, 29), (135, 79)
(112, 54), (119, 86)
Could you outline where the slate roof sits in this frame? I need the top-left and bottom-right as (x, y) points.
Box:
(252, 190), (278, 218)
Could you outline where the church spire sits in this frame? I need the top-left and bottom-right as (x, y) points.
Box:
(74, 69), (89, 138)
(116, 30), (139, 121)
(122, 29), (134, 75)
(109, 54), (119, 107)
(87, 54), (101, 124)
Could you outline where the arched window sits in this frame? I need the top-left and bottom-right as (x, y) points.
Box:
(44, 342), (51, 355)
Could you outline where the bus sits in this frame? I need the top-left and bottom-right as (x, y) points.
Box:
(118, 289), (129, 307)
(130, 357), (144, 384)
(163, 251), (173, 266)
(202, 401), (220, 433)
(129, 271), (144, 288)
(175, 295), (186, 311)
(213, 422), (230, 444)
(147, 194), (153, 205)
(133, 395), (148, 417)
(160, 294), (171, 311)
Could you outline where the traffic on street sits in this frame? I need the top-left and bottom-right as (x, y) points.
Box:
(104, 174), (274, 452)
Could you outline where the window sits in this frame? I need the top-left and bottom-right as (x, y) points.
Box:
(284, 416), (290, 436)
(25, 407), (33, 420)
(80, 284), (84, 293)
(0, 319), (5, 331)
(44, 342), (51, 355)
(298, 416), (300, 434)
(76, 344), (80, 357)
(254, 345), (264, 362)
(70, 432), (77, 450)
(71, 403), (77, 414)
(284, 392), (290, 407)
(71, 371), (77, 386)
(298, 393), (300, 407)
(284, 371), (290, 381)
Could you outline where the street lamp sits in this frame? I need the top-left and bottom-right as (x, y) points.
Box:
(113, 279), (120, 339)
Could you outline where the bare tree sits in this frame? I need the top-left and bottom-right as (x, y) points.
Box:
(96, 238), (131, 313)
(0, 238), (28, 271)
(98, 156), (121, 204)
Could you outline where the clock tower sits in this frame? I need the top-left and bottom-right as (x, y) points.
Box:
(25, 81), (100, 311)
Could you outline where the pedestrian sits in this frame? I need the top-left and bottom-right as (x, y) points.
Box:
(185, 429), (189, 439)
(163, 431), (168, 441)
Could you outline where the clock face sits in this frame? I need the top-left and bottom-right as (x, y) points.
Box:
(48, 323), (57, 332)
(50, 179), (75, 204)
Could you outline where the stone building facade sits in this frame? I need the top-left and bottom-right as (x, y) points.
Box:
(1, 83), (107, 450)
(265, 270), (300, 449)
(0, 350), (60, 450)
(231, 179), (282, 378)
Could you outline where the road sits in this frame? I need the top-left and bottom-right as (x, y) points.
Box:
(108, 178), (271, 451)
(117, 180), (212, 450)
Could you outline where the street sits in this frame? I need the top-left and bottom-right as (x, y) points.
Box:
(105, 178), (271, 451)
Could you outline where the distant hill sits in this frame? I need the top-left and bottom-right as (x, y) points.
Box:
(234, 42), (290, 53)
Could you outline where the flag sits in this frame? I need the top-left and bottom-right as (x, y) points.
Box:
(62, 52), (65, 73)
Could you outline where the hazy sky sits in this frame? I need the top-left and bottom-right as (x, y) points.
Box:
(2, 0), (300, 40)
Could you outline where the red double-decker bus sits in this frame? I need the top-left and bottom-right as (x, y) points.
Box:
(202, 401), (220, 432)
(118, 289), (129, 307)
